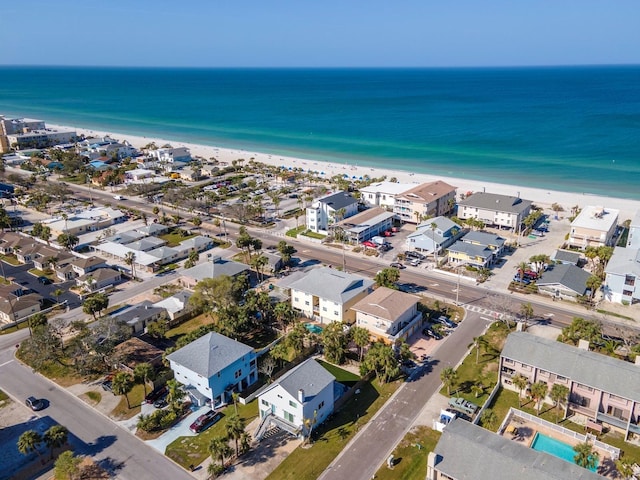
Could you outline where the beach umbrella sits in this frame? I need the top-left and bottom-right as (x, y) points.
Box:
(359, 176), (363, 180)
(343, 174), (349, 178)
(288, 167), (293, 170)
(320, 171), (325, 175)
(352, 175), (357, 179)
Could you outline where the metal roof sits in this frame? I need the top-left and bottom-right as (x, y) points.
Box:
(288, 267), (374, 304)
(459, 192), (532, 214)
(536, 264), (591, 295)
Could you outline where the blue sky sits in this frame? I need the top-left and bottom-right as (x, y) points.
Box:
(1, 0), (638, 67)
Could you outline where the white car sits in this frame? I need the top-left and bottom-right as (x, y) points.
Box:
(113, 195), (124, 200)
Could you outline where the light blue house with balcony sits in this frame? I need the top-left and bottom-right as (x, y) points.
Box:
(167, 332), (257, 407)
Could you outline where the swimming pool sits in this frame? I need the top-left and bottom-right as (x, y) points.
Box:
(304, 323), (323, 334)
(531, 432), (599, 471)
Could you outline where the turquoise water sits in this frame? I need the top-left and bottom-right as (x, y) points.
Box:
(1, 66), (639, 198)
(531, 432), (599, 471)
(304, 323), (323, 334)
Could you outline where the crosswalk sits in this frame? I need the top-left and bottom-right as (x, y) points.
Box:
(463, 304), (512, 321)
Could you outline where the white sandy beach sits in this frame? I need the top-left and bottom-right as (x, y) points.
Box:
(52, 123), (640, 221)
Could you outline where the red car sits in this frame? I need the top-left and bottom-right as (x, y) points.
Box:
(362, 240), (377, 248)
(383, 230), (393, 237)
(190, 410), (223, 434)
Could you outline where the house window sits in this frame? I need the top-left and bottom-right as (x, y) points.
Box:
(322, 306), (327, 312)
(624, 276), (635, 286)
(556, 375), (567, 382)
(609, 394), (629, 405)
(261, 399), (269, 406)
(294, 297), (299, 302)
(539, 370), (549, 377)
(623, 290), (633, 297)
(576, 383), (594, 393)
(318, 401), (324, 409)
(234, 369), (242, 379)
(284, 411), (294, 423)
(334, 311), (339, 316)
(503, 358), (514, 365)
(289, 400), (297, 408)
(305, 301), (310, 306)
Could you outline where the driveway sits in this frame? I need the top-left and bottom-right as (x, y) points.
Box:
(146, 405), (208, 453)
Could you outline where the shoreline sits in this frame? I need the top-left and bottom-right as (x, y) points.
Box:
(49, 122), (640, 221)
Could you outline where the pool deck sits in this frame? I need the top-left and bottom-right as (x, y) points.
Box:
(501, 413), (617, 477)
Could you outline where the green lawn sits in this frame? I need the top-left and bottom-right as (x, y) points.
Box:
(317, 360), (360, 386)
(158, 230), (197, 247)
(266, 378), (400, 480)
(0, 254), (21, 266)
(0, 389), (9, 406)
(373, 426), (441, 480)
(111, 383), (146, 420)
(165, 401), (259, 468)
(0, 320), (29, 335)
(166, 313), (215, 341)
(439, 322), (510, 404)
(286, 226), (306, 238)
(301, 231), (325, 240)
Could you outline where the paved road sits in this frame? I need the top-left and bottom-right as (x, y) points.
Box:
(319, 312), (492, 480)
(0, 347), (192, 480)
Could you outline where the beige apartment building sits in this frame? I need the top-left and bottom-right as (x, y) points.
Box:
(394, 181), (456, 224)
(568, 205), (619, 249)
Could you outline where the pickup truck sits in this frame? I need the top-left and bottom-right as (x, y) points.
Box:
(448, 397), (479, 416)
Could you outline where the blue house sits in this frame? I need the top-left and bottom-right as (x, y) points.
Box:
(166, 332), (257, 407)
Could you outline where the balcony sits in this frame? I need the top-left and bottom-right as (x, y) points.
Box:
(596, 412), (640, 434)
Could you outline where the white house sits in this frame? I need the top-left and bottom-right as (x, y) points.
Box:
(406, 216), (464, 255)
(255, 359), (335, 441)
(359, 181), (413, 209)
(457, 192), (532, 230)
(288, 267), (374, 324)
(148, 146), (191, 163)
(604, 246), (640, 304)
(626, 211), (640, 249)
(167, 332), (257, 407)
(352, 286), (422, 343)
(568, 206), (619, 250)
(306, 191), (359, 234)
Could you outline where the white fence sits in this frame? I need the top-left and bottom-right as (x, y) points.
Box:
(502, 407), (620, 460)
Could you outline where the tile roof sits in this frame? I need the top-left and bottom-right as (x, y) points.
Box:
(434, 418), (606, 480)
(396, 181), (456, 202)
(351, 286), (418, 321)
(502, 332), (640, 402)
(166, 332), (253, 378)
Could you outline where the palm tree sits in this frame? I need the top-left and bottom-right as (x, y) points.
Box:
(471, 383), (484, 398)
(251, 254), (268, 282)
(516, 261), (529, 284)
(43, 425), (68, 460)
(112, 372), (134, 409)
(481, 409), (498, 431)
(573, 441), (599, 470)
(53, 288), (64, 305)
(512, 374), (528, 407)
(351, 326), (371, 361)
(166, 379), (184, 410)
(61, 213), (68, 234)
(549, 383), (570, 423)
(519, 302), (534, 329)
(615, 457), (635, 480)
(225, 414), (246, 457)
(231, 392), (240, 415)
(530, 381), (548, 415)
(134, 363), (155, 397)
(208, 436), (232, 468)
(469, 335), (489, 365)
(17, 430), (43, 460)
(440, 367), (458, 396)
(124, 251), (137, 280)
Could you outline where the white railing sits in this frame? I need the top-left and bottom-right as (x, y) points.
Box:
(505, 407), (620, 460)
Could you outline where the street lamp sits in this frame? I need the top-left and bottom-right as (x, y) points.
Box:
(455, 262), (468, 306)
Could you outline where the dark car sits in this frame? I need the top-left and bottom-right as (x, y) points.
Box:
(423, 328), (442, 340)
(144, 385), (168, 404)
(25, 396), (45, 411)
(38, 276), (52, 285)
(389, 262), (406, 269)
(190, 410), (223, 434)
(153, 396), (168, 409)
(101, 380), (113, 393)
(435, 316), (456, 329)
(405, 251), (426, 260)
(513, 275), (531, 285)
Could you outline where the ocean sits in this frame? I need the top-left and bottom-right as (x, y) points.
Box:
(0, 66), (639, 198)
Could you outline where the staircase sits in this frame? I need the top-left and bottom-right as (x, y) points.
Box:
(254, 413), (300, 441)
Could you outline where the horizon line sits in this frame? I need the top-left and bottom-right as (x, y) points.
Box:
(0, 63), (639, 70)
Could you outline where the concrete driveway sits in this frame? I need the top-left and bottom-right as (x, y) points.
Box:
(146, 405), (208, 453)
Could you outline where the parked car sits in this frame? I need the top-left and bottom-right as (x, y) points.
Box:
(423, 328), (442, 340)
(383, 230), (393, 237)
(513, 275), (531, 285)
(405, 251), (426, 260)
(523, 270), (539, 279)
(37, 276), (52, 285)
(25, 396), (45, 411)
(362, 240), (377, 248)
(144, 385), (168, 404)
(409, 258), (422, 267)
(436, 316), (456, 328)
(153, 396), (168, 409)
(190, 410), (223, 434)
(101, 380), (113, 393)
(113, 195), (124, 200)
(389, 262), (406, 269)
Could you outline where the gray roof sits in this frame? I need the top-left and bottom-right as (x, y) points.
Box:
(182, 258), (249, 283)
(447, 241), (493, 260)
(288, 267), (374, 304)
(338, 208), (395, 234)
(502, 332), (640, 402)
(136, 223), (169, 236)
(415, 216), (459, 236)
(125, 237), (166, 251)
(552, 249), (582, 264)
(269, 359), (335, 402)
(147, 246), (180, 260)
(536, 264), (591, 295)
(318, 191), (358, 210)
(605, 246), (640, 277)
(112, 301), (165, 326)
(462, 230), (506, 248)
(104, 230), (145, 244)
(434, 418), (606, 480)
(79, 268), (120, 282)
(166, 332), (254, 378)
(459, 192), (532, 214)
